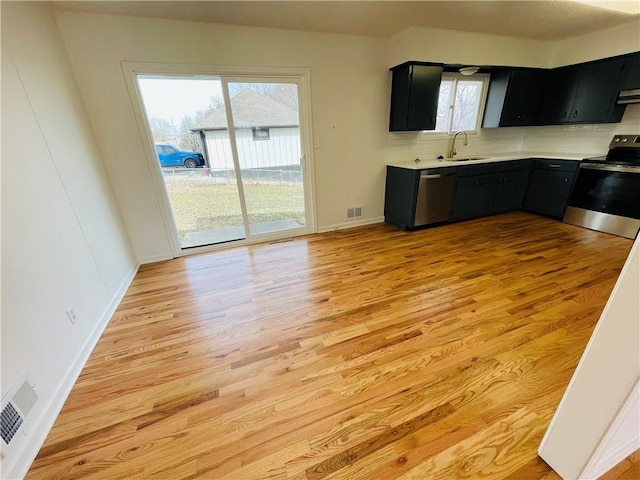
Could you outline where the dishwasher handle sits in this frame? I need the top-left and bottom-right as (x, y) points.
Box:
(420, 172), (456, 179)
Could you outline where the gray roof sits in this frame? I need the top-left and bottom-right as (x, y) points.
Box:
(192, 89), (299, 131)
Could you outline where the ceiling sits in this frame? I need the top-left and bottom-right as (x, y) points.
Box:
(48, 1), (640, 41)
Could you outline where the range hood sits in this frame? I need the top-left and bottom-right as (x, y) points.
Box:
(618, 88), (640, 104)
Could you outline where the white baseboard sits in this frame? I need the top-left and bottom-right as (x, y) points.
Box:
(4, 262), (139, 480)
(317, 216), (384, 233)
(139, 253), (174, 264)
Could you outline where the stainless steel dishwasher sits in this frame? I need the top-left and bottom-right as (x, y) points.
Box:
(414, 168), (457, 226)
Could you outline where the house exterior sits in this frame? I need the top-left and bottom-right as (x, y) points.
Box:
(191, 89), (301, 171)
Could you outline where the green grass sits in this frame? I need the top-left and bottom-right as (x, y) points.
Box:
(165, 179), (305, 235)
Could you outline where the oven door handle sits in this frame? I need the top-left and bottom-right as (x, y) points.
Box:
(580, 163), (640, 174)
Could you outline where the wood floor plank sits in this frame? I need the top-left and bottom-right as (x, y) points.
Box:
(396, 407), (546, 480)
(26, 212), (633, 480)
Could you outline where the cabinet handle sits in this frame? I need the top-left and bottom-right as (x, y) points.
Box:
(549, 164), (562, 168)
(573, 110), (578, 118)
(564, 178), (568, 183)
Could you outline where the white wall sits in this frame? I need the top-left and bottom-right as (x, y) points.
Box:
(550, 18), (640, 67)
(0, 3), (137, 478)
(388, 26), (554, 68)
(55, 11), (390, 260)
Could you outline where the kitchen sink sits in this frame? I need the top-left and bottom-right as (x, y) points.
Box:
(446, 156), (487, 162)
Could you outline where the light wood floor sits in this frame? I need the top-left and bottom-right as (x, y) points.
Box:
(27, 212), (634, 480)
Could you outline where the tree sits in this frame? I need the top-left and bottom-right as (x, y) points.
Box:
(452, 82), (481, 131)
(269, 84), (299, 110)
(177, 115), (198, 150)
(148, 117), (173, 142)
(229, 82), (275, 97)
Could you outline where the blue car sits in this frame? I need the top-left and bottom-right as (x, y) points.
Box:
(155, 144), (206, 168)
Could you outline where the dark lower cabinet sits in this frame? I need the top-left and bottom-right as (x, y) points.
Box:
(384, 159), (577, 231)
(494, 169), (532, 213)
(451, 171), (501, 221)
(451, 174), (501, 220)
(523, 159), (579, 218)
(384, 166), (420, 229)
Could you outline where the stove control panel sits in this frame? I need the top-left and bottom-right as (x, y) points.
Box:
(610, 135), (640, 148)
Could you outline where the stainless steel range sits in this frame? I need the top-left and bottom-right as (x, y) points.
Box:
(564, 135), (640, 239)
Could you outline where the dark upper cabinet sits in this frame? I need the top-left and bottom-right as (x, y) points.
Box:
(389, 62), (443, 132)
(537, 66), (581, 124)
(539, 57), (626, 125)
(619, 52), (640, 91)
(482, 69), (548, 127)
(570, 57), (626, 123)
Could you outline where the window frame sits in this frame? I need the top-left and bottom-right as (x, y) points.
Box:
(425, 72), (490, 136)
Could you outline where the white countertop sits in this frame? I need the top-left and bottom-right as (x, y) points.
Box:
(387, 151), (605, 170)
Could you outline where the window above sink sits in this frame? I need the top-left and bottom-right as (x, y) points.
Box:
(427, 73), (490, 135)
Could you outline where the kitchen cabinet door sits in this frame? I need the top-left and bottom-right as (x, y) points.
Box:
(389, 62), (443, 132)
(524, 169), (575, 218)
(451, 173), (501, 221)
(384, 166), (419, 229)
(483, 69), (547, 127)
(538, 66), (580, 125)
(494, 169), (532, 213)
(539, 57), (626, 125)
(569, 57), (626, 124)
(619, 52), (640, 91)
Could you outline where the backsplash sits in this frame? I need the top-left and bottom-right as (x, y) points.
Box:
(385, 104), (640, 163)
(522, 104), (640, 155)
(385, 125), (526, 164)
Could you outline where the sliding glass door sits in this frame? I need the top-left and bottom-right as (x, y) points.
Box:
(135, 73), (312, 250)
(226, 81), (306, 236)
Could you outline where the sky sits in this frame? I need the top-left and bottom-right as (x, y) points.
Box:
(137, 77), (223, 122)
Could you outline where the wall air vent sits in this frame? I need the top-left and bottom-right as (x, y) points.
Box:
(1, 403), (23, 445)
(1, 377), (38, 459)
(347, 206), (364, 220)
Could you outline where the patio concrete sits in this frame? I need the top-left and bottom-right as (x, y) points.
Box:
(181, 219), (303, 248)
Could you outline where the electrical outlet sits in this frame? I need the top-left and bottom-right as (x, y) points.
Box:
(66, 309), (77, 325)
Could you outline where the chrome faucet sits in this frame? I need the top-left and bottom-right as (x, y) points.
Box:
(447, 131), (468, 159)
